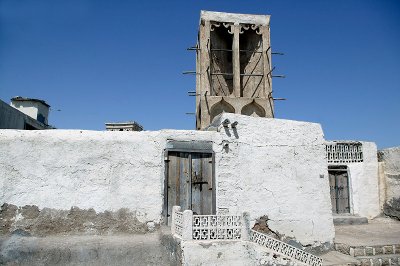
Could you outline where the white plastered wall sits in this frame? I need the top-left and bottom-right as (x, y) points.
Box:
(212, 114), (334, 246)
(0, 114), (334, 245)
(0, 129), (216, 224)
(345, 142), (380, 219)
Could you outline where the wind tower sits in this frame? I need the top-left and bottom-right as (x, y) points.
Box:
(192, 11), (278, 130)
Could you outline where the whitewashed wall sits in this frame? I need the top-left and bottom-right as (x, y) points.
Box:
(0, 129), (215, 224)
(346, 142), (380, 219)
(0, 114), (334, 246)
(212, 114), (334, 246)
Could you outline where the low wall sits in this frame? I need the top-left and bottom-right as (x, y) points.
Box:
(0, 233), (174, 265)
(0, 114), (334, 247)
(379, 146), (400, 219)
(0, 129), (215, 235)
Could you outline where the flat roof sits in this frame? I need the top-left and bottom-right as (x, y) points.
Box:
(11, 96), (50, 107)
(200, 10), (270, 25)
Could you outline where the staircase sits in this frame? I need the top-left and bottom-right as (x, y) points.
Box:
(170, 206), (323, 266)
(335, 243), (400, 266)
(334, 217), (400, 266)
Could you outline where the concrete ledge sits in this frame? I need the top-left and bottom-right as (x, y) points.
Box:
(321, 251), (360, 266)
(333, 216), (368, 225)
(0, 234), (175, 266)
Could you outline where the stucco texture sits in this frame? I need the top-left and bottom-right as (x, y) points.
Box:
(0, 114), (334, 246)
(0, 129), (215, 227)
(379, 146), (400, 219)
(212, 114), (334, 246)
(346, 142), (380, 219)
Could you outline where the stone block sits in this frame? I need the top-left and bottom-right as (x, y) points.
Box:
(365, 247), (374, 256)
(335, 243), (350, 255)
(394, 245), (400, 254)
(375, 246), (384, 255)
(383, 245), (394, 254)
(370, 258), (380, 265)
(359, 258), (371, 266)
(353, 247), (366, 257)
(381, 257), (390, 266)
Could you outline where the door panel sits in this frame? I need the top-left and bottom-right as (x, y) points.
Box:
(191, 153), (213, 215)
(336, 172), (350, 213)
(178, 152), (191, 210)
(328, 169), (350, 214)
(329, 173), (337, 213)
(166, 151), (214, 223)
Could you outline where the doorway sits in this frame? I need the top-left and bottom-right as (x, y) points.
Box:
(328, 166), (350, 214)
(164, 150), (215, 224)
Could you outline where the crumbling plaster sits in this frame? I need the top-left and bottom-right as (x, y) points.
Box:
(379, 146), (400, 219)
(212, 114), (334, 246)
(0, 114), (334, 246)
(0, 129), (217, 226)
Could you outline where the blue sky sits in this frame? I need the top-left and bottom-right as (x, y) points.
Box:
(0, 0), (399, 148)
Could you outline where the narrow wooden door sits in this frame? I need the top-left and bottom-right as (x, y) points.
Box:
(191, 153), (213, 215)
(165, 151), (214, 223)
(329, 170), (350, 214)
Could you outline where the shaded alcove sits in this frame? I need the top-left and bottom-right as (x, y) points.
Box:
(210, 99), (235, 122)
(239, 27), (263, 98)
(210, 25), (234, 96)
(241, 101), (265, 117)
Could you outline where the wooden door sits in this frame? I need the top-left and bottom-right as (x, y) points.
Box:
(329, 170), (350, 214)
(191, 153), (213, 215)
(165, 151), (214, 223)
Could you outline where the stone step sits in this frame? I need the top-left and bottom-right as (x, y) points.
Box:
(333, 216), (368, 225)
(335, 244), (400, 257)
(357, 254), (400, 266)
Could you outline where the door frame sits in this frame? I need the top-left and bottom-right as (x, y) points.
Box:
(163, 143), (216, 224)
(328, 165), (352, 214)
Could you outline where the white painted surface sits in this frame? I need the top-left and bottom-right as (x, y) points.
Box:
(201, 10), (270, 25)
(344, 142), (380, 218)
(212, 114), (334, 246)
(0, 114), (334, 245)
(0, 129), (215, 224)
(181, 240), (286, 266)
(10, 101), (49, 124)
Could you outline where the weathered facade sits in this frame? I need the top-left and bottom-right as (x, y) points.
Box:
(195, 11), (274, 129)
(0, 98), (53, 130)
(379, 147), (400, 220)
(1, 10), (398, 266)
(326, 141), (380, 221)
(0, 113), (334, 249)
(105, 121), (143, 131)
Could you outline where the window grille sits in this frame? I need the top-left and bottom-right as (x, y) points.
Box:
(326, 142), (363, 163)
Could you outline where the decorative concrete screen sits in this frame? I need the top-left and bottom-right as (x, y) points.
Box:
(171, 206), (245, 241)
(326, 141), (363, 163)
(171, 206), (322, 266)
(251, 230), (323, 266)
(192, 214), (243, 240)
